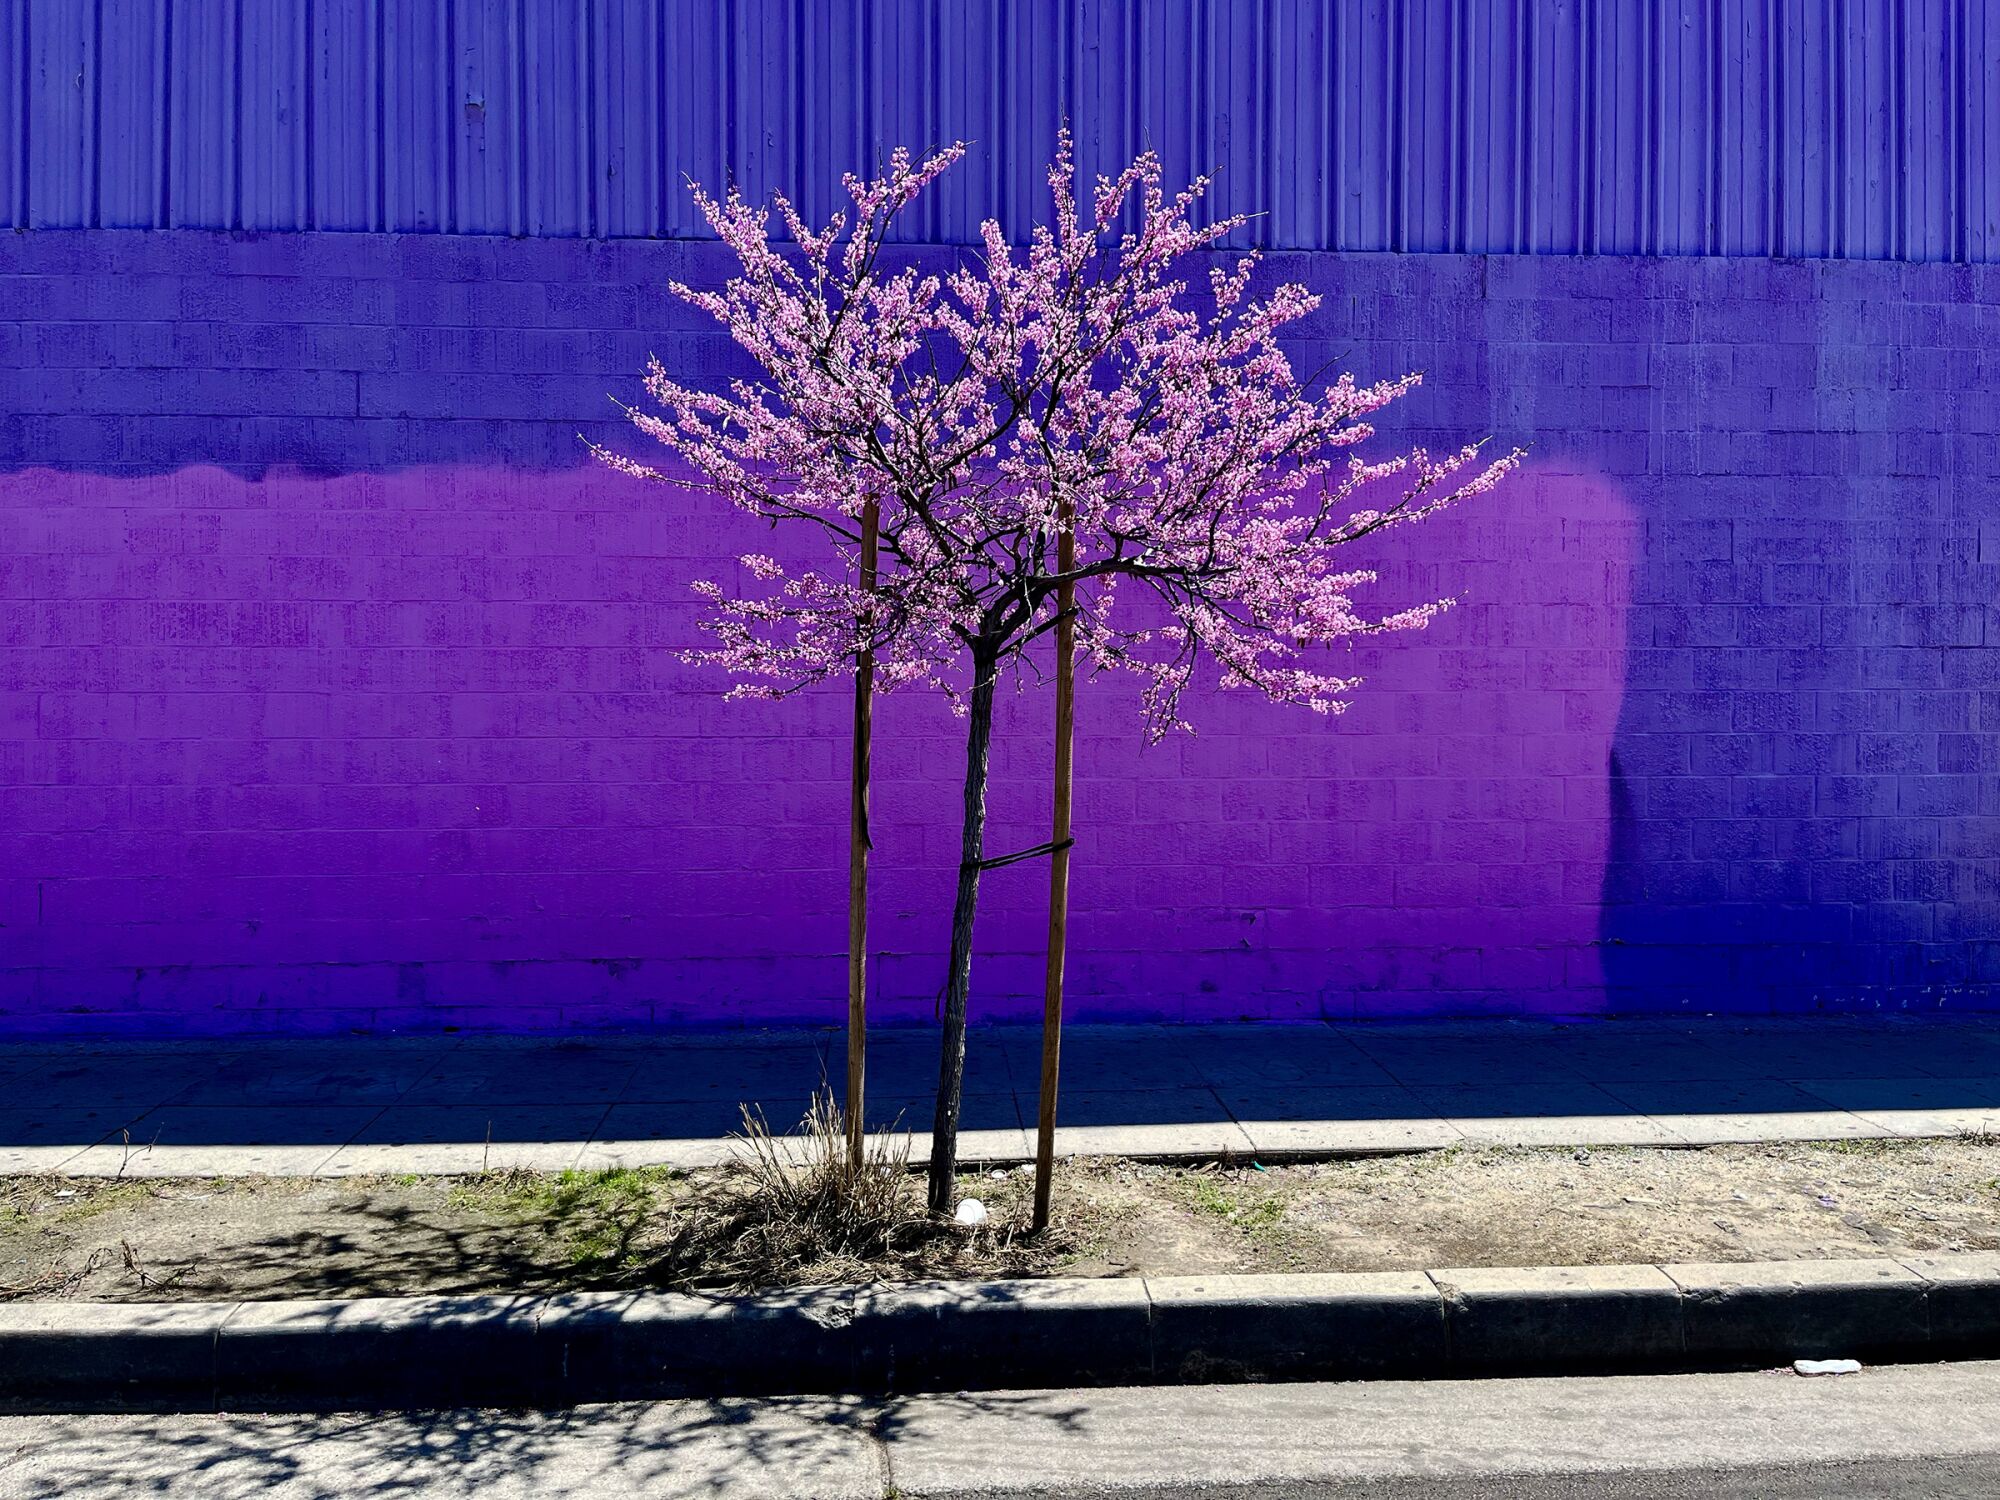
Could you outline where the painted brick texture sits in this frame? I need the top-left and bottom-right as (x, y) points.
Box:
(0, 232), (1996, 1033)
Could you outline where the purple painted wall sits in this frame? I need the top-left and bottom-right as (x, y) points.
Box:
(1, 231), (1994, 1034)
(2, 0), (1997, 1033)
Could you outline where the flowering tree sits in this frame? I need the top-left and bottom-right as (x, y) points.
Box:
(598, 134), (1519, 1215)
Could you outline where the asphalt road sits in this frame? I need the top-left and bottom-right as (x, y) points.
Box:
(4, 1361), (1998, 1498)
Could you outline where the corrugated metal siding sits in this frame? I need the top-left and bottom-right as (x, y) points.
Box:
(3, 0), (1995, 260)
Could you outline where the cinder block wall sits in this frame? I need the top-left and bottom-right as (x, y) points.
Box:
(0, 232), (1995, 1033)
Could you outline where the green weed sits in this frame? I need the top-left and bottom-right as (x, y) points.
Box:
(1178, 1173), (1286, 1236)
(1821, 1137), (1899, 1157)
(450, 1166), (680, 1273)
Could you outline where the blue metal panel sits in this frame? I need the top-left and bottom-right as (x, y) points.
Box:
(1904, 0), (1939, 262)
(240, 0), (308, 231)
(97, 0), (165, 228)
(167, 0), (237, 229)
(450, 0), (516, 236)
(727, 0), (794, 228)
(657, 0), (723, 239)
(24, 0), (93, 228)
(309, 0), (380, 231)
(530, 0), (588, 238)
(380, 0), (446, 233)
(2, 0), (1994, 261)
(1005, 0), (1070, 237)
(1976, 0), (2000, 263)
(594, 0), (660, 239)
(1341, 0), (1397, 252)
(0, 3), (17, 223)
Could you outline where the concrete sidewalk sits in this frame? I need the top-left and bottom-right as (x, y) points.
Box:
(5, 1016), (2000, 1177)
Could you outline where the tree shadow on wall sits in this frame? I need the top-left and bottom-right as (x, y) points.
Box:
(1594, 494), (1983, 1016)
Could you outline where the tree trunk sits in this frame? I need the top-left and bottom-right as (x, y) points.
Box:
(927, 641), (1001, 1214)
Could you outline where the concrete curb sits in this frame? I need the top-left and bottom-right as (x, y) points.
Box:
(3, 1254), (1996, 1413)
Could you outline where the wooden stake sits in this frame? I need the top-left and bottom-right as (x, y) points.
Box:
(847, 498), (879, 1171)
(1033, 509), (1077, 1231)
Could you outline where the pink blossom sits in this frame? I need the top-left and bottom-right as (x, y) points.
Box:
(596, 130), (1521, 737)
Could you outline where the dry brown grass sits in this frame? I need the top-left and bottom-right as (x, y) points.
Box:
(661, 1089), (923, 1288)
(652, 1089), (1075, 1292)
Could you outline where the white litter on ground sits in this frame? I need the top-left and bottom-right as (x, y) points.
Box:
(1794, 1358), (1862, 1377)
(953, 1198), (989, 1227)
